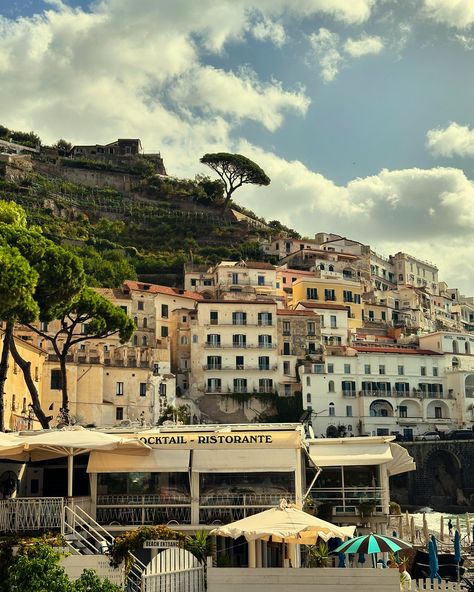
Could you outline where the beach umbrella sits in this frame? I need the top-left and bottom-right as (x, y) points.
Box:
(334, 534), (412, 555)
(454, 530), (461, 582)
(423, 513), (429, 543)
(428, 539), (441, 583)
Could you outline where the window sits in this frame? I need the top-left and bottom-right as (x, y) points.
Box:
(182, 316), (187, 323)
(161, 304), (169, 319)
(203, 280), (212, 286)
(40, 321), (49, 332)
(180, 336), (188, 345)
(236, 355), (244, 369)
(116, 382), (124, 396)
(232, 312), (247, 325)
(143, 317), (148, 329)
(159, 383), (167, 396)
(398, 365), (404, 375)
(330, 315), (337, 328)
(138, 301), (144, 311)
(364, 364), (371, 374)
(381, 311), (386, 321)
(142, 336), (148, 346)
(307, 322), (316, 335)
(192, 335), (198, 343)
(207, 356), (222, 370)
(133, 335), (138, 346)
(284, 361), (291, 375)
(306, 375), (311, 386)
(210, 311), (218, 325)
(233, 378), (247, 393)
(259, 356), (270, 370)
(207, 378), (222, 393)
(116, 407), (124, 421)
(354, 294), (361, 304)
(34, 367), (39, 381)
(368, 310), (375, 321)
(259, 334), (272, 347)
(433, 367), (438, 377)
(50, 369), (62, 390)
(344, 363), (351, 374)
(259, 378), (273, 393)
(314, 364), (324, 374)
(329, 403), (335, 416)
(399, 405), (407, 418)
(139, 383), (147, 397)
(343, 290), (353, 302)
(308, 342), (316, 354)
(325, 289), (336, 301)
(258, 312), (272, 326)
(258, 275), (265, 286)
(191, 278), (197, 286)
(435, 406), (442, 419)
(231, 272), (239, 284)
(421, 366), (426, 376)
(346, 405), (353, 417)
(466, 342), (471, 355)
(379, 365), (386, 375)
(233, 334), (246, 347)
(161, 326), (168, 338)
(328, 380), (335, 392)
(306, 393), (311, 403)
(283, 342), (290, 355)
(282, 321), (291, 335)
(327, 363), (334, 374)
(307, 288), (318, 300)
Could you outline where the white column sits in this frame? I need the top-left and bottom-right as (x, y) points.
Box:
(67, 454), (74, 498)
(248, 540), (256, 568)
(295, 447), (302, 507)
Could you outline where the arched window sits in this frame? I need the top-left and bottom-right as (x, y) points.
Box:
(466, 342), (471, 355)
(180, 336), (188, 345)
(306, 393), (311, 403)
(142, 335), (148, 346)
(329, 402), (335, 416)
(328, 265), (334, 272)
(143, 317), (148, 329)
(134, 317), (138, 326)
(133, 335), (138, 346)
(306, 376), (311, 386)
(328, 380), (335, 392)
(319, 264), (325, 270)
(452, 357), (459, 369)
(453, 341), (459, 354)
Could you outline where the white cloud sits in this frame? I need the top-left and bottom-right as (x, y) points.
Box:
(423, 0), (474, 29)
(344, 34), (384, 57)
(252, 17), (286, 46)
(307, 28), (343, 83)
(454, 33), (474, 50)
(426, 122), (474, 157)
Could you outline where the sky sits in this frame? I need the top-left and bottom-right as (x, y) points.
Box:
(1, 0), (474, 292)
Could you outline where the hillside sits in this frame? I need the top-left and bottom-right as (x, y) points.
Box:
(0, 129), (300, 287)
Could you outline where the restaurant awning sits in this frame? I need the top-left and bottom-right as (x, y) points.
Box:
(308, 441), (393, 467)
(87, 448), (189, 473)
(386, 443), (416, 476)
(192, 448), (297, 473)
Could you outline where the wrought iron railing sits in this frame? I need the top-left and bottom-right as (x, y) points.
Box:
(199, 492), (293, 524)
(0, 497), (64, 532)
(96, 494), (192, 526)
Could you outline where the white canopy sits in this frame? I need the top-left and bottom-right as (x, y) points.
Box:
(192, 449), (297, 473)
(87, 448), (189, 473)
(308, 441), (393, 467)
(386, 443), (416, 476)
(0, 432), (25, 457)
(211, 499), (354, 544)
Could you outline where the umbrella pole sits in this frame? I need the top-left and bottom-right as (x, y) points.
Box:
(67, 454), (74, 498)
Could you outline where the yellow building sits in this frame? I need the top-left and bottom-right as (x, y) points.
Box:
(289, 270), (364, 330)
(0, 330), (46, 431)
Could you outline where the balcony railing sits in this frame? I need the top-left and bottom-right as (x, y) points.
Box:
(199, 492), (293, 524)
(205, 322), (274, 327)
(0, 497), (64, 532)
(202, 365), (278, 371)
(96, 494), (191, 526)
(204, 343), (276, 349)
(311, 487), (387, 514)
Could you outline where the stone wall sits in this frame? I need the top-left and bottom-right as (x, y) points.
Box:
(0, 153), (33, 181)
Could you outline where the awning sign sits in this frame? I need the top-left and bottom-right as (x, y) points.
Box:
(135, 431), (301, 449)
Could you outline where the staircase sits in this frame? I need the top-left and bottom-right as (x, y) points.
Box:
(62, 504), (146, 592)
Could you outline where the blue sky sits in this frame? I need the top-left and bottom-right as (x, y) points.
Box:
(2, 0), (474, 291)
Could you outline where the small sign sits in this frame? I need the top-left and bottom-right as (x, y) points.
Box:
(143, 540), (180, 549)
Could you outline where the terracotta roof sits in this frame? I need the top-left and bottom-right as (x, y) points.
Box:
(94, 287), (131, 300)
(352, 346), (441, 355)
(277, 269), (315, 276)
(198, 299), (277, 306)
(297, 301), (349, 311)
(123, 281), (203, 301)
(244, 261), (276, 270)
(277, 309), (316, 316)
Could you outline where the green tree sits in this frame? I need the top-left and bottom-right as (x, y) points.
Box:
(24, 288), (135, 423)
(200, 152), (270, 211)
(72, 569), (122, 592)
(53, 139), (73, 155)
(8, 543), (72, 592)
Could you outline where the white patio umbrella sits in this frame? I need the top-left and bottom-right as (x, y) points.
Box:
(0, 432), (26, 457)
(2, 427), (151, 496)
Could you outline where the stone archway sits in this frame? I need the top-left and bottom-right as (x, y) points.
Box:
(425, 448), (464, 505)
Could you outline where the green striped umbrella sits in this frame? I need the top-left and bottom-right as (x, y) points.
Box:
(334, 534), (412, 555)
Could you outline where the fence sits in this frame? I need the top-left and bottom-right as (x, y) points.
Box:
(411, 580), (464, 591)
(142, 548), (204, 592)
(0, 497), (64, 532)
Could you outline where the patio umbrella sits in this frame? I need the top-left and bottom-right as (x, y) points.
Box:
(0, 432), (25, 457)
(3, 427), (151, 496)
(211, 499), (353, 544)
(429, 539), (441, 583)
(454, 530), (461, 582)
(334, 534), (412, 555)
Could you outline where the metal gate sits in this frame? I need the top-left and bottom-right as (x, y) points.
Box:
(142, 548), (205, 592)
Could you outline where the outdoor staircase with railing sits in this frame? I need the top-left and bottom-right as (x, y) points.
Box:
(62, 504), (146, 592)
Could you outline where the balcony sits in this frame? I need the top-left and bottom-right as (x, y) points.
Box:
(96, 494), (191, 525)
(199, 492), (293, 524)
(310, 487), (387, 516)
(204, 343), (276, 349)
(202, 365), (278, 371)
(342, 390), (357, 398)
(397, 416), (424, 424)
(205, 322), (274, 327)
